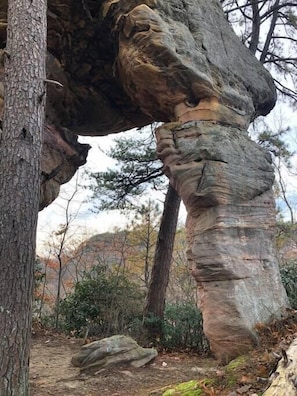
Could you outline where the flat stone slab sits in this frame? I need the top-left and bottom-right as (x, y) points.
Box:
(71, 335), (158, 370)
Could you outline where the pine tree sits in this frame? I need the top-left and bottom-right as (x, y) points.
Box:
(0, 0), (47, 394)
(89, 128), (181, 338)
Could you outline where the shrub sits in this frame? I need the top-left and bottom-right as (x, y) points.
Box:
(280, 262), (297, 309)
(162, 303), (210, 353)
(59, 266), (145, 337)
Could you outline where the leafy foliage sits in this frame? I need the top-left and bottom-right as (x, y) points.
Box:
(58, 260), (210, 352)
(257, 127), (292, 163)
(281, 263), (297, 309)
(34, 257), (45, 292)
(89, 128), (165, 211)
(276, 221), (297, 307)
(59, 265), (145, 336)
(249, 118), (295, 221)
(162, 303), (210, 353)
(126, 200), (161, 287)
(167, 228), (197, 305)
(276, 221), (297, 249)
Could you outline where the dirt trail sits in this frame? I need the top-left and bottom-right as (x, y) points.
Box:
(30, 333), (217, 396)
(29, 313), (297, 395)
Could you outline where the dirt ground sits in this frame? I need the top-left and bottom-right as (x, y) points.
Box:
(29, 331), (216, 396)
(29, 312), (297, 396)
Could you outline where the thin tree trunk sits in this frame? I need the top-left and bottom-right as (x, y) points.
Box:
(54, 255), (63, 329)
(38, 262), (48, 320)
(0, 0), (47, 394)
(143, 183), (181, 339)
(249, 0), (260, 54)
(260, 0), (280, 63)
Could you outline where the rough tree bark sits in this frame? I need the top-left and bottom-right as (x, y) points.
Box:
(143, 183), (181, 339)
(0, 0), (47, 394)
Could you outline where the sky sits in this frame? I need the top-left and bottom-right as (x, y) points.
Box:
(37, 134), (131, 249)
(36, 131), (188, 252)
(37, 104), (297, 252)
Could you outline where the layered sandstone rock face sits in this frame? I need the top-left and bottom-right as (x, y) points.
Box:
(0, 0), (289, 360)
(156, 122), (288, 361)
(104, 0), (276, 127)
(40, 124), (90, 210)
(0, 0), (277, 133)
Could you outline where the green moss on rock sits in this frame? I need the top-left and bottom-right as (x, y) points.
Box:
(226, 355), (246, 371)
(162, 379), (216, 396)
(225, 355), (247, 387)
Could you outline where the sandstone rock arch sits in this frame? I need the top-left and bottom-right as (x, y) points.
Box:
(0, 0), (289, 362)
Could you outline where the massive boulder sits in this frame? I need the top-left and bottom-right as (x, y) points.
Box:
(0, 0), (289, 360)
(156, 121), (288, 361)
(0, 0), (277, 133)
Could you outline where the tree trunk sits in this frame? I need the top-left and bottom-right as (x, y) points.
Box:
(0, 0), (47, 394)
(54, 255), (63, 329)
(143, 183), (181, 339)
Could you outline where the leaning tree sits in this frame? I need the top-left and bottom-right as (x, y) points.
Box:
(88, 129), (181, 336)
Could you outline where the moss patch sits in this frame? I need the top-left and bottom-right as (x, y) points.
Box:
(161, 379), (216, 396)
(163, 380), (202, 396)
(224, 355), (248, 387)
(226, 355), (246, 371)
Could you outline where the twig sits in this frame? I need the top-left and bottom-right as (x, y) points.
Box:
(44, 79), (64, 88)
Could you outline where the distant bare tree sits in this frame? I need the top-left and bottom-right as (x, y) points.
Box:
(221, 0), (297, 103)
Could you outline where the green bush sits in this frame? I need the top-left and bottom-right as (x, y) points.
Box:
(162, 303), (210, 353)
(59, 266), (145, 337)
(59, 266), (209, 352)
(280, 262), (297, 309)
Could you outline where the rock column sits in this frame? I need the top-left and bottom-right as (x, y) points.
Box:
(156, 120), (289, 362)
(99, 0), (290, 362)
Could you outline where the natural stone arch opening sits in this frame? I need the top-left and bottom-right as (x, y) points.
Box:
(0, 0), (289, 362)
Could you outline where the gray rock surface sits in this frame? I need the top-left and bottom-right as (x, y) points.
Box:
(156, 121), (289, 362)
(40, 124), (90, 210)
(0, 1), (276, 135)
(71, 335), (158, 370)
(113, 0), (276, 127)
